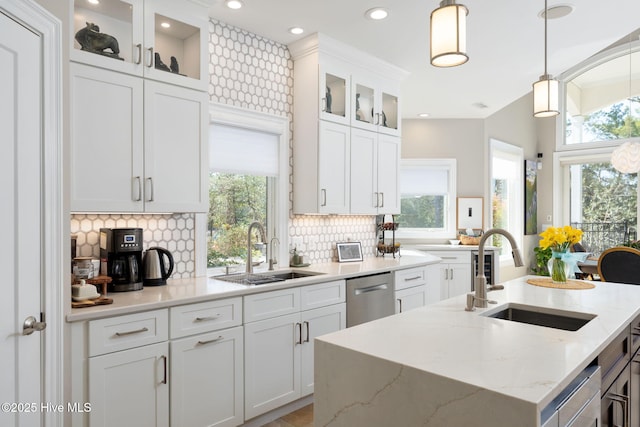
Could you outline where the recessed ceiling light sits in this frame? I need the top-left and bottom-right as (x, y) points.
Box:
(538, 4), (574, 19)
(87, 0), (99, 4)
(160, 22), (171, 29)
(289, 27), (304, 35)
(225, 0), (243, 10)
(365, 7), (389, 20)
(418, 113), (430, 118)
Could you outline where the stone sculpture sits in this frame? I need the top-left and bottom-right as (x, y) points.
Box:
(75, 22), (122, 60)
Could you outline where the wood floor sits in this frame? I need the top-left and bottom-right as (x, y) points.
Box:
(261, 404), (313, 427)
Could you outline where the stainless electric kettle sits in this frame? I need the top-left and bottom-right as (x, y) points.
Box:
(142, 247), (174, 286)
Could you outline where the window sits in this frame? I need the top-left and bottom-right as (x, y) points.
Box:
(490, 139), (523, 259)
(198, 105), (289, 276)
(397, 159), (456, 240)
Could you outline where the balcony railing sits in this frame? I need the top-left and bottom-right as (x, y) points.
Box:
(571, 221), (637, 256)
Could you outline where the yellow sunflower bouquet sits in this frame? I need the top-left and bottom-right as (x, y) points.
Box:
(539, 226), (583, 283)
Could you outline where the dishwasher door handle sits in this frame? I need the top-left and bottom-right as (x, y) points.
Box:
(354, 283), (389, 295)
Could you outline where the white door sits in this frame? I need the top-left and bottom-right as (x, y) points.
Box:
(0, 11), (44, 426)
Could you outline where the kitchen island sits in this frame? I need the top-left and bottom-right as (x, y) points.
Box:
(314, 275), (640, 426)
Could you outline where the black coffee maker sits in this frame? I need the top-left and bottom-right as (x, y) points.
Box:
(100, 228), (143, 292)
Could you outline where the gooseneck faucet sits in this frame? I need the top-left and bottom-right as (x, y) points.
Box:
(268, 237), (280, 271)
(246, 222), (266, 274)
(466, 228), (524, 311)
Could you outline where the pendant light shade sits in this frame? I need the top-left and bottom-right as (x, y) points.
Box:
(533, 0), (559, 117)
(430, 0), (468, 67)
(611, 142), (640, 174)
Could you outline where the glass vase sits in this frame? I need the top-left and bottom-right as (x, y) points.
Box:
(547, 250), (571, 284)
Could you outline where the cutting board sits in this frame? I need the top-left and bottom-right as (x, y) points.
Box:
(71, 296), (114, 309)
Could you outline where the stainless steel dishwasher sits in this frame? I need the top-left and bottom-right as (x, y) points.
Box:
(346, 272), (394, 327)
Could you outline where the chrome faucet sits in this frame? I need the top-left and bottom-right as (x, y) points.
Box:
(466, 228), (524, 311)
(246, 222), (266, 274)
(268, 237), (280, 271)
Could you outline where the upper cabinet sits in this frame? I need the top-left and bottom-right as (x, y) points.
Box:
(71, 0), (207, 91)
(289, 33), (408, 215)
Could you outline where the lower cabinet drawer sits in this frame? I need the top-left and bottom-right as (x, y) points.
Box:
(88, 309), (168, 357)
(244, 287), (300, 323)
(394, 267), (426, 291)
(170, 297), (242, 339)
(599, 327), (631, 394)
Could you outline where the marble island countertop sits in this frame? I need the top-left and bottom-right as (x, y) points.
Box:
(67, 254), (440, 322)
(314, 275), (640, 427)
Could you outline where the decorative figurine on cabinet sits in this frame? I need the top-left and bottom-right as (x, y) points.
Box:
(75, 22), (123, 60)
(170, 56), (180, 74)
(325, 86), (332, 113)
(355, 93), (363, 121)
(154, 52), (171, 72)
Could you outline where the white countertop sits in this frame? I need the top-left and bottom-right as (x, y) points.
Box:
(67, 254), (440, 322)
(315, 275), (640, 417)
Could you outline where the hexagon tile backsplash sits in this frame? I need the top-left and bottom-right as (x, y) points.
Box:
(70, 213), (195, 279)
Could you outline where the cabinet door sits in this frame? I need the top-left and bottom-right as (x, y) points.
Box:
(88, 342), (169, 427)
(70, 63), (144, 212)
(351, 74), (378, 133)
(601, 363), (631, 427)
(318, 121), (350, 214)
(376, 134), (400, 214)
(300, 303), (346, 396)
(350, 128), (377, 214)
(449, 264), (472, 298)
(144, 80), (208, 212)
(171, 327), (243, 427)
(319, 61), (350, 125)
(378, 84), (401, 136)
(244, 313), (301, 419)
(395, 286), (427, 314)
(142, 1), (208, 91)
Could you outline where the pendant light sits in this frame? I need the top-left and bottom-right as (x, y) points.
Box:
(430, 0), (468, 67)
(533, 0), (559, 117)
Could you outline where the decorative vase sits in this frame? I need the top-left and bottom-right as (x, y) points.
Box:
(547, 250), (571, 284)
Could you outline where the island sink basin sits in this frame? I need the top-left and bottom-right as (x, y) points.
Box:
(481, 303), (596, 331)
(214, 270), (325, 286)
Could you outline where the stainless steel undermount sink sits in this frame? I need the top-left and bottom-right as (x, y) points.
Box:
(214, 270), (325, 285)
(481, 303), (596, 331)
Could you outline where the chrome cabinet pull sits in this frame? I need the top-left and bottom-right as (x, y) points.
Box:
(445, 269), (449, 280)
(450, 268), (454, 280)
(321, 97), (327, 112)
(146, 46), (154, 67)
(609, 393), (629, 427)
(135, 43), (142, 64)
(397, 298), (403, 313)
(303, 321), (310, 343)
(132, 176), (142, 201)
(197, 336), (224, 346)
(195, 314), (220, 322)
(114, 326), (149, 337)
(146, 177), (154, 202)
(404, 276), (422, 281)
(379, 192), (384, 208)
(160, 355), (167, 385)
(320, 189), (327, 206)
(295, 322), (303, 345)
(374, 192), (379, 207)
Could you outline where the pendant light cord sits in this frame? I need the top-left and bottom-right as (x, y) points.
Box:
(544, 0), (548, 76)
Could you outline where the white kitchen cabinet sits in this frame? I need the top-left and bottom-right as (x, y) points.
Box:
(70, 62), (208, 213)
(350, 128), (400, 214)
(290, 33), (407, 215)
(171, 326), (244, 427)
(86, 309), (170, 427)
(243, 281), (346, 419)
(351, 72), (401, 137)
(394, 265), (439, 313)
(428, 251), (472, 299)
(71, 0), (207, 91)
(169, 298), (244, 427)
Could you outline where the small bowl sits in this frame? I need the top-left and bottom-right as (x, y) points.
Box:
(449, 239), (461, 245)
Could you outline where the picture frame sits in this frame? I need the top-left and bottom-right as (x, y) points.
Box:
(336, 242), (363, 262)
(457, 197), (484, 230)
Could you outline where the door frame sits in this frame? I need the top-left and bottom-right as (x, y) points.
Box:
(2, 1), (64, 425)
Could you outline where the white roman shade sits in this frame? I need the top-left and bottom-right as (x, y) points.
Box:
(400, 167), (450, 195)
(209, 124), (279, 176)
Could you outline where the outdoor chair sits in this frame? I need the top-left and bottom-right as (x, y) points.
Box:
(597, 247), (640, 285)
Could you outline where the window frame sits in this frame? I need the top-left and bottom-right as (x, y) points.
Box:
(195, 103), (289, 277)
(396, 158), (457, 241)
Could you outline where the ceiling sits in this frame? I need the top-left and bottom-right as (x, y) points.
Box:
(207, 0), (640, 119)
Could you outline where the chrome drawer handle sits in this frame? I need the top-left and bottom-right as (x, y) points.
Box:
(195, 314), (220, 322)
(404, 276), (422, 281)
(609, 392), (629, 427)
(197, 336), (224, 346)
(115, 326), (149, 337)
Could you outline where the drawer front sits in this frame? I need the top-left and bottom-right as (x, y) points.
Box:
(169, 297), (242, 339)
(300, 280), (345, 311)
(394, 267), (426, 291)
(428, 251), (470, 264)
(599, 327), (630, 394)
(88, 309), (168, 357)
(244, 287), (300, 323)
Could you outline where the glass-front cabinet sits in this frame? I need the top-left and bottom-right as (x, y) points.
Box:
(351, 74), (400, 136)
(319, 62), (350, 126)
(72, 0), (207, 90)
